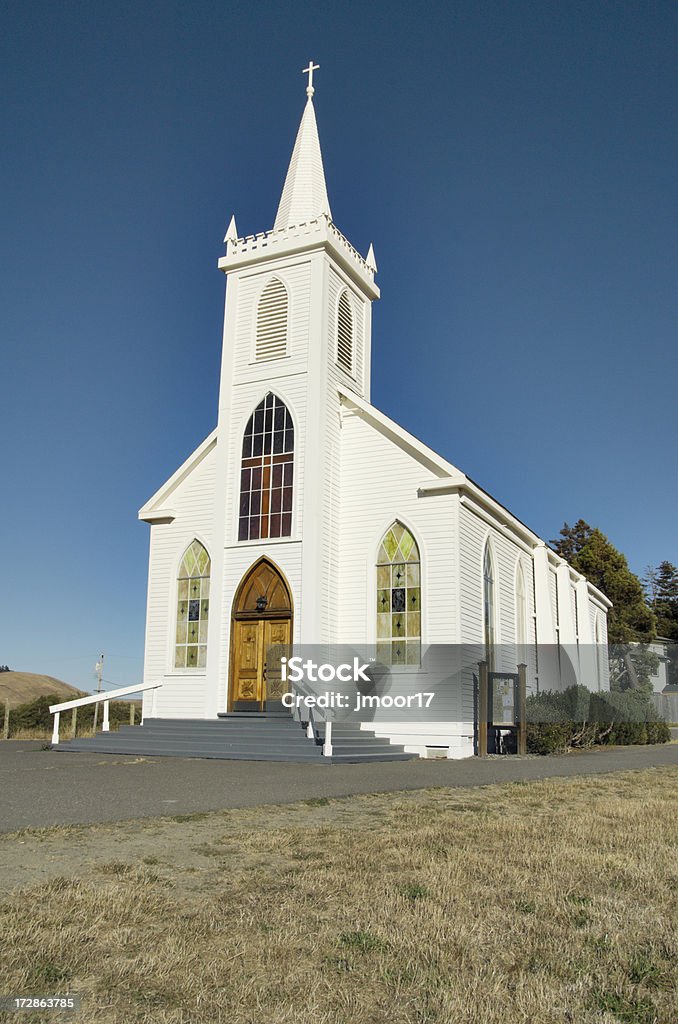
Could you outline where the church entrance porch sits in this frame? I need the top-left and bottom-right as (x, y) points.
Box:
(229, 558), (293, 712)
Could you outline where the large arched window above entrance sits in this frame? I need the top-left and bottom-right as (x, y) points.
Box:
(239, 392), (294, 541)
(376, 522), (421, 665)
(175, 540), (210, 669)
(483, 540), (496, 668)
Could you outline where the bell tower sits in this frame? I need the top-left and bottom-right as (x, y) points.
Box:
(204, 65), (380, 714)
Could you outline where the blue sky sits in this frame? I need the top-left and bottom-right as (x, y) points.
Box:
(2, 1), (676, 691)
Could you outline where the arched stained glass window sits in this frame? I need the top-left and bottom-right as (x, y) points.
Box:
(239, 392), (294, 541)
(376, 522), (421, 665)
(175, 540), (210, 669)
(483, 541), (495, 669)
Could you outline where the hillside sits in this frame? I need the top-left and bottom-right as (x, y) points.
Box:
(0, 672), (87, 709)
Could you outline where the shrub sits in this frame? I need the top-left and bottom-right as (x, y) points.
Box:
(4, 694), (139, 738)
(525, 685), (670, 754)
(526, 722), (572, 755)
(646, 720), (671, 743)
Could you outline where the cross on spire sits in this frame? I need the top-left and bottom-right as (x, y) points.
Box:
(302, 60), (320, 98)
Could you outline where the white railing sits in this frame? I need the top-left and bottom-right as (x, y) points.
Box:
(323, 720), (333, 757)
(291, 684), (333, 757)
(304, 708), (333, 756)
(49, 682), (162, 745)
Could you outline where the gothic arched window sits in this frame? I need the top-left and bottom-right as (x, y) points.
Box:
(376, 522), (421, 665)
(175, 540), (210, 669)
(255, 278), (288, 362)
(515, 562), (527, 664)
(336, 289), (354, 373)
(239, 392), (294, 541)
(483, 540), (496, 669)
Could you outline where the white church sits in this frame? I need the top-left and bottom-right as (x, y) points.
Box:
(133, 66), (610, 760)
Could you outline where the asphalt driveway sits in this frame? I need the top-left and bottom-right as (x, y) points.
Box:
(1, 740), (676, 833)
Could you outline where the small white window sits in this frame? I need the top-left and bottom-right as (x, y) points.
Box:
(255, 278), (288, 361)
(336, 290), (354, 373)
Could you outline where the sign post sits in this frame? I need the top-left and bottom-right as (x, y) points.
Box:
(517, 663), (527, 755)
(478, 661), (489, 757)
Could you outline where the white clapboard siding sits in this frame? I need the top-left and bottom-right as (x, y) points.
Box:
(142, 445), (217, 718)
(458, 503), (487, 645)
(458, 502), (546, 692)
(338, 411), (470, 753)
(232, 261), (312, 383)
(338, 409), (457, 646)
(308, 261), (369, 644)
(328, 268), (365, 393)
(549, 568), (559, 636)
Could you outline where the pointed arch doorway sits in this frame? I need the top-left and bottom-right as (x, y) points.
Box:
(229, 558), (293, 712)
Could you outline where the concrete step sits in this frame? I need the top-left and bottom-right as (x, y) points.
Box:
(328, 743), (404, 755)
(131, 719), (302, 730)
(133, 716), (299, 726)
(57, 740), (412, 764)
(59, 738), (325, 760)
(67, 737), (401, 756)
(61, 748), (328, 763)
(60, 737), (323, 754)
(67, 725), (309, 741)
(329, 752), (414, 763)
(217, 711), (292, 719)
(53, 715), (415, 763)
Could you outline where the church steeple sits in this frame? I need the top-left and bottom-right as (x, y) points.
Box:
(273, 62), (332, 231)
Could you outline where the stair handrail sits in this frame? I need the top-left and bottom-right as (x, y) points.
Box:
(289, 679), (315, 732)
(49, 681), (163, 745)
(288, 681), (332, 756)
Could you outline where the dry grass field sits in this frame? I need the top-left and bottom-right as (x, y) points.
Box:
(1, 768), (677, 1024)
(0, 673), (84, 709)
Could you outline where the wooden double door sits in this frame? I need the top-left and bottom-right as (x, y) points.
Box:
(229, 559), (293, 712)
(231, 617), (291, 711)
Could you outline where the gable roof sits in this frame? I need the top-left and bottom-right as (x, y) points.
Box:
(138, 428), (217, 523)
(338, 386), (612, 608)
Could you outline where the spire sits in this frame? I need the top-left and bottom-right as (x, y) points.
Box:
(273, 62), (332, 231)
(224, 214), (238, 245)
(366, 243), (377, 273)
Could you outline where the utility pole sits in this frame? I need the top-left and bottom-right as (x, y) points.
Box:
(92, 654), (104, 733)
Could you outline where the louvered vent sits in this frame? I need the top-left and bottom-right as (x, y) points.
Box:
(337, 290), (353, 373)
(255, 278), (288, 362)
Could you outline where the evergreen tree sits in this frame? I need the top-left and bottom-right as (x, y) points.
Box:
(551, 520), (656, 644)
(646, 561), (678, 638)
(645, 561), (678, 686)
(550, 520), (594, 565)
